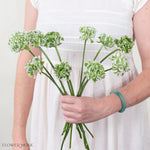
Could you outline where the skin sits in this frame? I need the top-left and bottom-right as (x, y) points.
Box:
(61, 0), (150, 123)
(12, 0), (40, 150)
(12, 0), (150, 149)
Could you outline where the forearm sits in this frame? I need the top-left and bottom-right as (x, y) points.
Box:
(106, 69), (150, 114)
(12, 51), (36, 139)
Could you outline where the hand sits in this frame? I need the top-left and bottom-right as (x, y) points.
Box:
(60, 94), (121, 123)
(12, 137), (30, 150)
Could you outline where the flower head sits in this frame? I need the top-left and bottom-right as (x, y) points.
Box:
(8, 31), (29, 53)
(54, 62), (72, 80)
(84, 60), (105, 82)
(27, 30), (44, 47)
(24, 56), (44, 77)
(79, 26), (96, 43)
(110, 52), (130, 76)
(115, 35), (134, 53)
(43, 31), (64, 48)
(97, 33), (115, 48)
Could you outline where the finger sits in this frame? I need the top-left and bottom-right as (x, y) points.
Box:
(64, 117), (76, 123)
(63, 111), (77, 118)
(64, 117), (86, 124)
(61, 103), (75, 112)
(63, 111), (86, 122)
(60, 95), (75, 104)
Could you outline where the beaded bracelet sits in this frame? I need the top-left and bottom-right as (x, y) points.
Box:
(110, 90), (126, 113)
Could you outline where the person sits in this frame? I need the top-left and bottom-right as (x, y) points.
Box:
(12, 0), (150, 150)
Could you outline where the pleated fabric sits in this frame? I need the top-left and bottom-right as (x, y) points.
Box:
(30, 0), (150, 149)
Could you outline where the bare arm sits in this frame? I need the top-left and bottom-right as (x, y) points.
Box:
(12, 0), (40, 144)
(116, 0), (150, 108)
(60, 0), (150, 123)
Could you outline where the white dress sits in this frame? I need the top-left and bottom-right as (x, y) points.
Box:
(30, 0), (150, 150)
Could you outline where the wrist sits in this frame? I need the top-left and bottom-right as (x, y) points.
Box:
(103, 93), (122, 115)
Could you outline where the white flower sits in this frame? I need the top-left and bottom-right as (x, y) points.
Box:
(8, 31), (29, 53)
(24, 56), (44, 77)
(79, 26), (96, 43)
(84, 60), (105, 82)
(43, 31), (64, 48)
(110, 52), (130, 76)
(97, 33), (115, 48)
(54, 62), (72, 80)
(27, 30), (44, 47)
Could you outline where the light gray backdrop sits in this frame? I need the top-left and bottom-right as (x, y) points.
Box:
(0, 0), (150, 150)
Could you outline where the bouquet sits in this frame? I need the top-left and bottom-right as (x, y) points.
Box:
(8, 26), (134, 150)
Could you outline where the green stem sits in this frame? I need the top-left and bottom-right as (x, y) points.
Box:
(55, 46), (70, 95)
(38, 46), (54, 69)
(83, 123), (94, 138)
(61, 124), (71, 150)
(55, 46), (62, 62)
(67, 79), (75, 96)
(59, 80), (67, 95)
(77, 79), (89, 97)
(77, 76), (86, 96)
(38, 46), (68, 96)
(93, 45), (103, 61)
(80, 40), (87, 86)
(76, 124), (82, 139)
(105, 68), (113, 72)
(61, 122), (69, 135)
(69, 80), (75, 96)
(42, 71), (64, 95)
(27, 49), (35, 57)
(67, 80), (73, 96)
(27, 48), (64, 95)
(100, 49), (120, 63)
(69, 124), (73, 149)
(79, 124), (89, 150)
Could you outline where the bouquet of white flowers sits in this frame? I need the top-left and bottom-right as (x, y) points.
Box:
(8, 26), (134, 150)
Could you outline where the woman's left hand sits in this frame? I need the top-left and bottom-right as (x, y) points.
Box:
(60, 94), (121, 123)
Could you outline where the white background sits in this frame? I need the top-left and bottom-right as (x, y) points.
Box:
(0, 0), (150, 149)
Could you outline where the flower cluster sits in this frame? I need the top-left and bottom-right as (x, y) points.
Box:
(27, 30), (44, 47)
(8, 31), (29, 52)
(79, 26), (96, 43)
(24, 56), (44, 77)
(44, 31), (64, 48)
(54, 62), (72, 80)
(84, 60), (105, 82)
(110, 52), (130, 76)
(115, 35), (134, 53)
(97, 33), (115, 48)
(8, 31), (64, 52)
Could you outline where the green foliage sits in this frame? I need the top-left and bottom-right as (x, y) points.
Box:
(27, 30), (44, 47)
(97, 33), (115, 48)
(110, 52), (130, 76)
(43, 31), (64, 48)
(24, 56), (44, 77)
(84, 60), (105, 82)
(54, 62), (72, 80)
(8, 31), (29, 53)
(115, 35), (134, 53)
(79, 26), (96, 43)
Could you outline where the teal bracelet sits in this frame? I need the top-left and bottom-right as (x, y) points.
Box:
(110, 90), (126, 113)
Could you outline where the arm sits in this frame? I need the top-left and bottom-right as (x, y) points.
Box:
(12, 0), (40, 147)
(60, 0), (150, 123)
